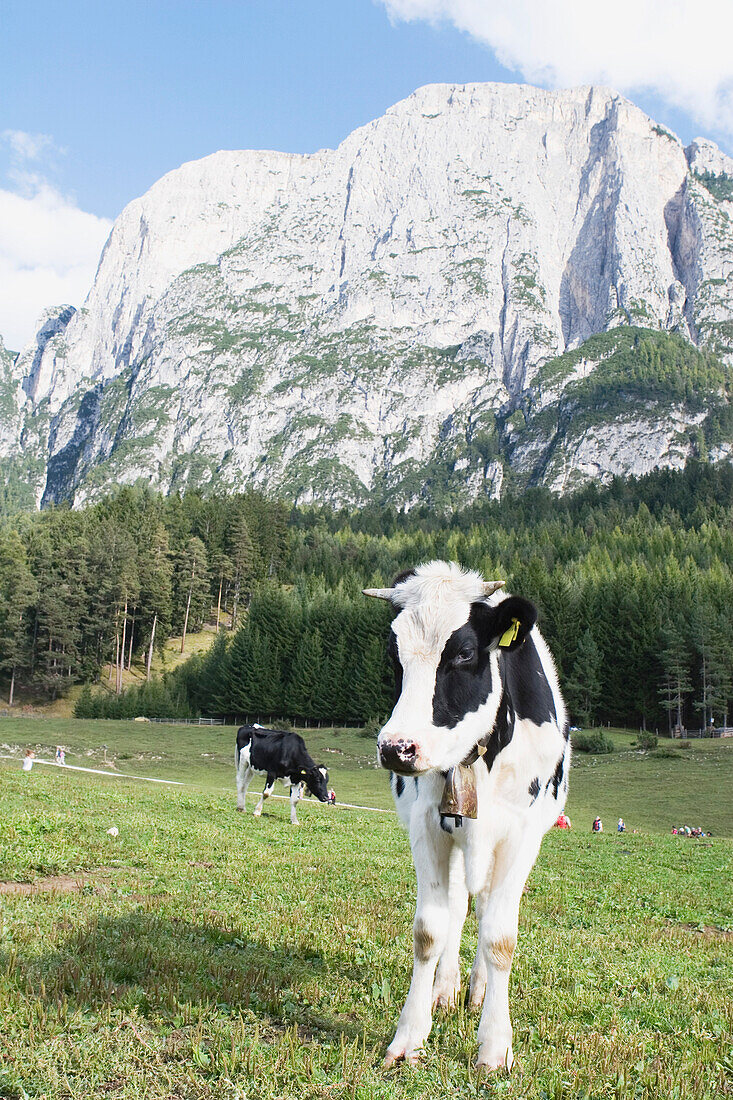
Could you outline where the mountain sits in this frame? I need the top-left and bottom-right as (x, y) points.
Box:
(3, 82), (733, 510)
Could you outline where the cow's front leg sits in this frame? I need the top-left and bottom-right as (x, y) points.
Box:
(475, 837), (541, 1072)
(289, 782), (303, 825)
(468, 887), (488, 1008)
(253, 776), (275, 817)
(432, 844), (468, 1008)
(385, 825), (451, 1066)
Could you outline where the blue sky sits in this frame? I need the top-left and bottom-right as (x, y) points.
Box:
(0, 0), (526, 219)
(1, 0), (731, 348)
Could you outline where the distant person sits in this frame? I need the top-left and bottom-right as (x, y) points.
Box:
(328, 788), (336, 805)
(554, 811), (571, 829)
(22, 749), (35, 772)
(617, 817), (625, 832)
(55, 746), (65, 765)
(671, 827), (678, 835)
(592, 816), (603, 833)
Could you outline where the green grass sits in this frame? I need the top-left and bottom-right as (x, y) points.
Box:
(0, 721), (731, 1098)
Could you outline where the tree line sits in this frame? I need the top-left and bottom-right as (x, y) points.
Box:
(0, 488), (289, 704)
(69, 460), (733, 733)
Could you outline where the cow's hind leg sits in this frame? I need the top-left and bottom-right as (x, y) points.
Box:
(432, 845), (468, 1008)
(385, 823), (451, 1066)
(236, 754), (254, 812)
(289, 782), (303, 825)
(253, 776), (275, 818)
(475, 835), (542, 1072)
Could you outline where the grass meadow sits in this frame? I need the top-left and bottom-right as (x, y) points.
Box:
(0, 720), (731, 1099)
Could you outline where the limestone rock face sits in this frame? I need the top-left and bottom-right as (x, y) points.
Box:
(7, 82), (733, 508)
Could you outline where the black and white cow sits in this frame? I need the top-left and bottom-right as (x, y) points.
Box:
(364, 561), (569, 1072)
(235, 725), (330, 825)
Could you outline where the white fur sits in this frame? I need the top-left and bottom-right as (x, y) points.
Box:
(380, 561), (569, 1071)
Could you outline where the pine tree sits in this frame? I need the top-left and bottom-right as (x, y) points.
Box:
(174, 537), (210, 652)
(0, 530), (37, 704)
(564, 629), (602, 727)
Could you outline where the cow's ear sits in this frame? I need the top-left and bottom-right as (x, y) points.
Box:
(470, 596), (537, 652)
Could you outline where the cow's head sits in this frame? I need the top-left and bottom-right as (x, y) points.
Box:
(304, 764), (330, 802)
(365, 561), (536, 774)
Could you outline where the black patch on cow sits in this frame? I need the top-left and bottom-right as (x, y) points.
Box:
(387, 629), (403, 704)
(500, 636), (556, 726)
(439, 814), (454, 833)
(483, 691), (515, 771)
(394, 774), (405, 798)
(469, 596), (537, 652)
(432, 622), (493, 728)
(414, 777), (419, 791)
(551, 754), (564, 799)
(528, 776), (540, 804)
(392, 568), (417, 588)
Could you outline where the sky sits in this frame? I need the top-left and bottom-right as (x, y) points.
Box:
(2, 0), (733, 351)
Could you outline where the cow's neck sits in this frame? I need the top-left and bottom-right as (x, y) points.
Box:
(439, 677), (509, 827)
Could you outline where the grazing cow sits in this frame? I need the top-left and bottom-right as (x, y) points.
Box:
(235, 724), (330, 825)
(364, 561), (569, 1071)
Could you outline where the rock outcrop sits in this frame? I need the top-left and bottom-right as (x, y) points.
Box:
(5, 82), (733, 509)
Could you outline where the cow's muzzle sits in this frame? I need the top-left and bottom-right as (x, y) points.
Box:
(377, 738), (419, 774)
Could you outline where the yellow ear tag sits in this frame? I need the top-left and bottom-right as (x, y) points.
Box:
(498, 618), (521, 648)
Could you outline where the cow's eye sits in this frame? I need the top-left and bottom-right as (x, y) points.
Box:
(452, 649), (475, 666)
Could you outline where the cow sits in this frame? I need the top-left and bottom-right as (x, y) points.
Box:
(364, 560), (569, 1072)
(235, 724), (330, 825)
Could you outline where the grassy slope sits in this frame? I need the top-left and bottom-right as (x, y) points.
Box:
(4, 626), (221, 720)
(1, 721), (731, 834)
(0, 723), (731, 1099)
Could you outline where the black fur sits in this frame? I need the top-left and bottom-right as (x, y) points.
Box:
(388, 629), (403, 703)
(236, 726), (329, 801)
(469, 596), (537, 653)
(501, 636), (557, 726)
(550, 754), (564, 799)
(432, 621), (493, 728)
(483, 691), (515, 771)
(528, 776), (540, 804)
(394, 774), (405, 797)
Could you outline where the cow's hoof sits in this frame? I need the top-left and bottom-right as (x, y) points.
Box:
(468, 977), (486, 1010)
(383, 1048), (421, 1068)
(432, 970), (461, 1009)
(253, 810), (262, 818)
(235, 806), (244, 813)
(476, 1044), (513, 1073)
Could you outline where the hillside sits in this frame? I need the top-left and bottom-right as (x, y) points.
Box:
(2, 84), (733, 509)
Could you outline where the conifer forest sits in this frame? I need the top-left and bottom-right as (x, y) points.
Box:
(1, 460), (732, 733)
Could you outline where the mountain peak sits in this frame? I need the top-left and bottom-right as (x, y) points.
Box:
(4, 81), (732, 511)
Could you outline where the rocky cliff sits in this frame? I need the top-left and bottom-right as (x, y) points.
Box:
(4, 82), (733, 509)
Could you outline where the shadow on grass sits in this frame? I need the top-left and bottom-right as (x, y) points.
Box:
(5, 911), (373, 1043)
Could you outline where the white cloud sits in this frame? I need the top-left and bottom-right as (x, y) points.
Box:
(2, 129), (58, 165)
(0, 184), (112, 352)
(381, 0), (733, 137)
(0, 132), (112, 352)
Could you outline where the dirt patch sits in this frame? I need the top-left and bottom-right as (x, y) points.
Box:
(0, 869), (116, 896)
(661, 920), (733, 942)
(0, 874), (87, 896)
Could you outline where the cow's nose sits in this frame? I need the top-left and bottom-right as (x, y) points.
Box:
(378, 738), (418, 773)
